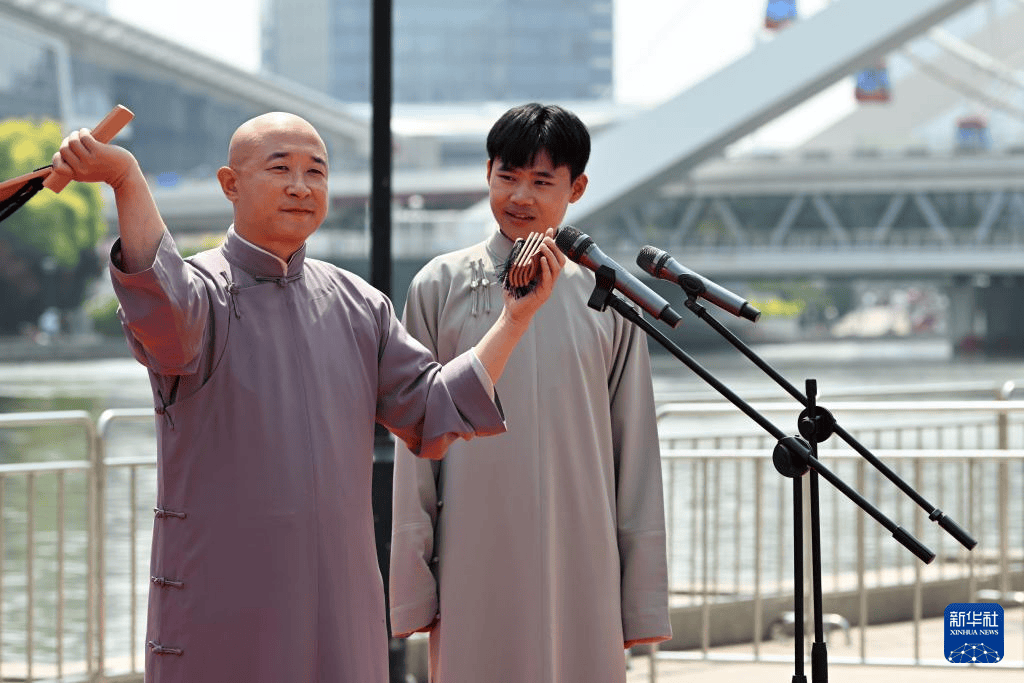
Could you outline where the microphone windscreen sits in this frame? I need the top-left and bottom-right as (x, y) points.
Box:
(636, 246), (660, 273)
(554, 225), (580, 248)
(554, 225), (590, 261)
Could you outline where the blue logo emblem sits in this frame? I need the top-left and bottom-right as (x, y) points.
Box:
(944, 603), (1003, 663)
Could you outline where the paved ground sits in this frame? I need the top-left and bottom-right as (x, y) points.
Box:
(627, 607), (1023, 682)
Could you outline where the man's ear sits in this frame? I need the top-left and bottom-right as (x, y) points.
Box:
(216, 166), (238, 202)
(485, 158), (493, 182)
(569, 173), (588, 203)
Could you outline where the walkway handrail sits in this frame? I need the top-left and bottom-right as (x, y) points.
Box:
(654, 378), (1023, 406)
(658, 399), (1024, 422)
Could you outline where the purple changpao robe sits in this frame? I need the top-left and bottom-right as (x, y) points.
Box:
(110, 228), (504, 683)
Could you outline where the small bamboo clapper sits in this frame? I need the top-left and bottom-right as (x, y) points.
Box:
(505, 232), (545, 290)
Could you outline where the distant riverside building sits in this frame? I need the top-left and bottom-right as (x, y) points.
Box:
(262, 0), (614, 103)
(0, 0), (370, 181)
(0, 0), (108, 121)
(0, 0), (256, 178)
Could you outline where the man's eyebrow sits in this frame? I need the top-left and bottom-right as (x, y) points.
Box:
(495, 160), (554, 177)
(265, 151), (328, 167)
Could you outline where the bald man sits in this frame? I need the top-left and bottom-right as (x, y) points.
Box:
(51, 112), (564, 683)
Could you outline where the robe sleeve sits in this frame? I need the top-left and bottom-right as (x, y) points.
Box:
(374, 283), (505, 461)
(108, 230), (210, 376)
(609, 315), (673, 645)
(388, 268), (448, 637)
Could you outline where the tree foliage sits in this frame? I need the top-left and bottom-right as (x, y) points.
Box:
(0, 117), (107, 334)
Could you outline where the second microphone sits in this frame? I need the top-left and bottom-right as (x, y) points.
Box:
(637, 246), (761, 323)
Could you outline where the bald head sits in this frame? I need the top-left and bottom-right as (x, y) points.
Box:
(216, 111), (331, 260)
(228, 112), (328, 169)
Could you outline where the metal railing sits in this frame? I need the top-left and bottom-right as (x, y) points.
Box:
(647, 399), (1024, 678)
(0, 411), (101, 682)
(1, 398), (1022, 681)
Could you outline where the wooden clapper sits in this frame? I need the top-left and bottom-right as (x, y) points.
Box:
(0, 105), (135, 222)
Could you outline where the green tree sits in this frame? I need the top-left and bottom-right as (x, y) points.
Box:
(0, 117), (107, 334)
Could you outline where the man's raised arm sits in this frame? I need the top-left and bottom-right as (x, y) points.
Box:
(51, 131), (165, 273)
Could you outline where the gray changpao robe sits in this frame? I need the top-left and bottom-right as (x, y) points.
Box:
(389, 231), (671, 683)
(110, 228), (505, 683)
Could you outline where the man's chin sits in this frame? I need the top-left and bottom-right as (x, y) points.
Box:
(497, 222), (535, 240)
(277, 212), (323, 231)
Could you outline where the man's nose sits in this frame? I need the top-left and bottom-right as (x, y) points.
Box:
(287, 173), (311, 197)
(510, 181), (533, 203)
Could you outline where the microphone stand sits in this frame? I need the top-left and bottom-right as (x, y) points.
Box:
(585, 266), (977, 682)
(678, 276), (977, 682)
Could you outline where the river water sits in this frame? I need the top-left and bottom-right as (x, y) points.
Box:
(2, 336), (1023, 413)
(0, 336), (1022, 672)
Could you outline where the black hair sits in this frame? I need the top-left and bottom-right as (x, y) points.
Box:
(486, 103), (591, 181)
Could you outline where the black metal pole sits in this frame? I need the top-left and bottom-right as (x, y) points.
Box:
(370, 3), (404, 682)
(806, 381), (827, 683)
(792, 476), (806, 683)
(371, 0), (392, 297)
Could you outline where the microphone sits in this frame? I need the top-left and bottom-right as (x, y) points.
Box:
(637, 246), (761, 323)
(554, 227), (682, 328)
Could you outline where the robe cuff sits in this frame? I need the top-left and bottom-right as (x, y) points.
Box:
(109, 230), (175, 282)
(390, 593), (439, 639)
(467, 347), (494, 400)
(108, 231), (205, 375)
(620, 529), (673, 644)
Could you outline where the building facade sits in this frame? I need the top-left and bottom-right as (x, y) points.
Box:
(262, 0), (614, 103)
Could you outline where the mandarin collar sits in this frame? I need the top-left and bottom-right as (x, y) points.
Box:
(222, 226), (306, 279)
(484, 228), (515, 266)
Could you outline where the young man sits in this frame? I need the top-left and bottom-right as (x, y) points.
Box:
(389, 103), (671, 682)
(49, 112), (563, 683)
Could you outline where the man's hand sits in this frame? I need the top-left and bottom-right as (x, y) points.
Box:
(50, 129), (139, 190)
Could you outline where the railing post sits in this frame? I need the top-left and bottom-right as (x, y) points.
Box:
(700, 458), (710, 656)
(0, 475), (4, 683)
(57, 470), (66, 680)
(26, 473), (35, 682)
(130, 467), (139, 673)
(753, 458), (764, 659)
(88, 420), (106, 683)
(998, 457), (1010, 596)
(87, 427), (96, 681)
(913, 459), (923, 663)
(967, 459), (977, 601)
(857, 458), (867, 662)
